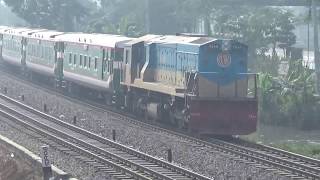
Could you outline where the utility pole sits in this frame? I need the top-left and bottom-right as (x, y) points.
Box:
(312, 0), (320, 93)
(145, 0), (150, 33)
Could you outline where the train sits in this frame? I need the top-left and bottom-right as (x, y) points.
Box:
(0, 26), (258, 135)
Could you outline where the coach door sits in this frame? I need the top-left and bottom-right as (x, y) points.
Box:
(21, 38), (27, 66)
(102, 49), (106, 80)
(123, 47), (132, 84)
(123, 42), (144, 84)
(0, 34), (3, 60)
(132, 42), (144, 79)
(54, 42), (64, 80)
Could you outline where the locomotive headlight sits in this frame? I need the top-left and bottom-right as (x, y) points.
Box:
(222, 40), (230, 51)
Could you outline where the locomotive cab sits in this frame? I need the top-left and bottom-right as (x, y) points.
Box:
(186, 39), (258, 135)
(189, 40), (257, 99)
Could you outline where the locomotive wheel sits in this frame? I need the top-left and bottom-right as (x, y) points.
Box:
(177, 119), (185, 130)
(105, 94), (112, 106)
(143, 110), (148, 122)
(66, 82), (72, 94)
(168, 111), (176, 125)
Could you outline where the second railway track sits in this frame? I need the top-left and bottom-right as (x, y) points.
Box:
(0, 93), (211, 180)
(0, 69), (319, 179)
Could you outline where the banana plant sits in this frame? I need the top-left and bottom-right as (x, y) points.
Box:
(259, 59), (320, 129)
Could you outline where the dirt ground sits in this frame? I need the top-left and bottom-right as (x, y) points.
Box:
(0, 145), (42, 180)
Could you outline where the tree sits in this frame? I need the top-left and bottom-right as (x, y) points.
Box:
(213, 7), (296, 56)
(259, 60), (320, 129)
(86, 0), (146, 36)
(0, 2), (25, 26)
(3, 0), (87, 31)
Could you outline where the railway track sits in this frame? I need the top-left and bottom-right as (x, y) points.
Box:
(0, 68), (319, 179)
(209, 138), (320, 179)
(0, 93), (212, 180)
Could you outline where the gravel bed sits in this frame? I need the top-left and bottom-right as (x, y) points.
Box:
(0, 117), (111, 180)
(0, 138), (39, 180)
(0, 73), (292, 180)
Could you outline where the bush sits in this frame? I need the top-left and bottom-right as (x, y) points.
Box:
(259, 58), (320, 129)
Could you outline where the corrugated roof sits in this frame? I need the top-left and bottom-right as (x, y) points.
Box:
(30, 31), (65, 40)
(4, 28), (33, 35)
(138, 34), (215, 45)
(56, 33), (133, 48)
(20, 29), (48, 36)
(190, 37), (215, 44)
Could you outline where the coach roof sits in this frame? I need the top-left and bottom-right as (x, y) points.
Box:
(56, 33), (133, 48)
(30, 30), (65, 40)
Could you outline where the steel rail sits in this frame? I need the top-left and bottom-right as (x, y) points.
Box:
(0, 68), (319, 179)
(0, 94), (212, 180)
(232, 138), (320, 166)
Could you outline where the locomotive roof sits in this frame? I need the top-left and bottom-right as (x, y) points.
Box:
(139, 34), (216, 45)
(56, 33), (133, 48)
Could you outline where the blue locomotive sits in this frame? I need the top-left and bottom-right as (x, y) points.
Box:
(0, 26), (258, 135)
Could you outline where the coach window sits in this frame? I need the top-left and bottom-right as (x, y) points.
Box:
(111, 49), (115, 59)
(44, 47), (48, 59)
(107, 60), (110, 73)
(69, 53), (72, 64)
(12, 41), (16, 51)
(102, 58), (107, 73)
(106, 49), (109, 60)
(37, 45), (40, 57)
(107, 49), (112, 60)
(73, 54), (77, 65)
(80, 55), (83, 67)
(84, 56), (87, 68)
(32, 45), (35, 56)
(88, 57), (91, 69)
(45, 48), (48, 60)
(48, 48), (51, 60)
(94, 57), (98, 70)
(125, 50), (129, 64)
(41, 47), (44, 58)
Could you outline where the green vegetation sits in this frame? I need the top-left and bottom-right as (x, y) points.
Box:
(273, 142), (320, 159)
(2, 0), (87, 31)
(259, 58), (320, 129)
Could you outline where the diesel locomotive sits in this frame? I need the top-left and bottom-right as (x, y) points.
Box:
(0, 26), (258, 135)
